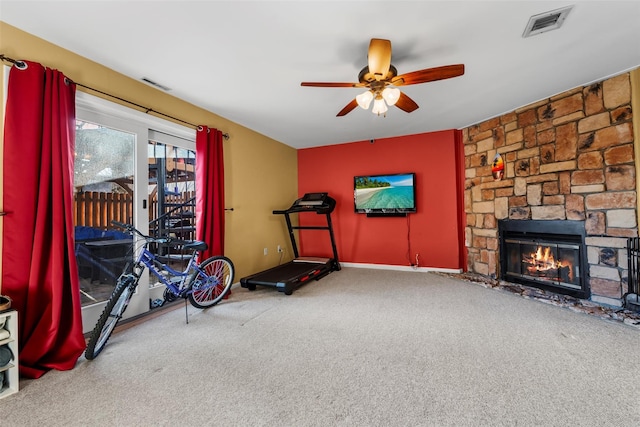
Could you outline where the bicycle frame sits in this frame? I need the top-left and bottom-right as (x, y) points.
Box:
(127, 239), (204, 299)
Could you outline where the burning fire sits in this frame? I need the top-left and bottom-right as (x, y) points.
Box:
(523, 246), (572, 281)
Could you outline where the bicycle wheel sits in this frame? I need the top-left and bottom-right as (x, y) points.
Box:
(85, 274), (137, 360)
(187, 256), (234, 309)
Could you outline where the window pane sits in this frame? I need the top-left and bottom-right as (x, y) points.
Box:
(74, 120), (135, 307)
(147, 140), (197, 308)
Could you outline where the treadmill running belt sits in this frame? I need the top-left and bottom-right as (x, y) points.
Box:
(248, 261), (325, 285)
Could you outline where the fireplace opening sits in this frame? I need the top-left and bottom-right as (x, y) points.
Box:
(498, 220), (589, 299)
(505, 239), (580, 288)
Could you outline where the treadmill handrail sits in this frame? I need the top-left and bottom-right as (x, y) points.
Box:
(273, 206), (331, 215)
(291, 225), (331, 230)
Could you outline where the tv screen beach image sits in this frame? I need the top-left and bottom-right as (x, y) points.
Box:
(354, 174), (415, 210)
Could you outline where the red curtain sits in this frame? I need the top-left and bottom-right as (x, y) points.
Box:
(2, 61), (85, 378)
(195, 126), (225, 260)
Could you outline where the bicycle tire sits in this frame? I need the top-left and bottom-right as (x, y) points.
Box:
(85, 275), (137, 360)
(187, 256), (234, 309)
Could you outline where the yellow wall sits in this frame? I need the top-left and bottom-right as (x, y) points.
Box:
(0, 22), (298, 282)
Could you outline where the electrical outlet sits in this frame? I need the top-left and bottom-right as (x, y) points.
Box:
(264, 247), (268, 256)
(277, 245), (283, 253)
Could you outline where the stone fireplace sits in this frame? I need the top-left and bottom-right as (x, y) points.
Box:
(464, 72), (637, 306)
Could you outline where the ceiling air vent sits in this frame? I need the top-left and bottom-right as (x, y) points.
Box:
(141, 77), (171, 91)
(523, 5), (573, 38)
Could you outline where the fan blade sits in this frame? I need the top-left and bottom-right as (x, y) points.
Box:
(337, 99), (359, 117)
(368, 38), (392, 81)
(395, 92), (419, 113)
(392, 64), (465, 86)
(301, 82), (362, 88)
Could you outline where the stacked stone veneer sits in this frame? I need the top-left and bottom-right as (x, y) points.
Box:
(463, 73), (635, 304)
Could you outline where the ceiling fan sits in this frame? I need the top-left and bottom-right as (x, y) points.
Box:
(301, 38), (465, 117)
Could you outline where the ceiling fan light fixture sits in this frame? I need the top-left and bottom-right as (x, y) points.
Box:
(381, 87), (401, 106)
(371, 97), (388, 115)
(300, 38), (465, 117)
(356, 90), (374, 109)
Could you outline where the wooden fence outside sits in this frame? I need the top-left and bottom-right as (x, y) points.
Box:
(74, 191), (195, 229)
(74, 192), (133, 228)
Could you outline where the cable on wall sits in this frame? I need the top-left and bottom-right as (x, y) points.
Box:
(0, 54), (229, 140)
(405, 214), (420, 269)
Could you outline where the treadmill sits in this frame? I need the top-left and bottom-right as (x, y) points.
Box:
(240, 192), (341, 295)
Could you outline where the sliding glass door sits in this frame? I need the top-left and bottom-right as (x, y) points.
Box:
(75, 92), (196, 334)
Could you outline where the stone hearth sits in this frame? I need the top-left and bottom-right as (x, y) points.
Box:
(463, 72), (636, 306)
(441, 271), (640, 328)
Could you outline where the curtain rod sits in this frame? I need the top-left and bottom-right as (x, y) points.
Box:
(0, 54), (229, 140)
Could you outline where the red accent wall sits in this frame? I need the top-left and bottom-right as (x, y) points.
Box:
(297, 129), (465, 270)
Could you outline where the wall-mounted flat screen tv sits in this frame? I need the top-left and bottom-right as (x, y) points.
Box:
(354, 172), (416, 216)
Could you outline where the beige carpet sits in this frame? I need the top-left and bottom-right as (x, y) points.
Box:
(4, 268), (640, 426)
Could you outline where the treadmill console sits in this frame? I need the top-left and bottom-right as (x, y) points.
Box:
(298, 192), (327, 206)
(275, 193), (336, 214)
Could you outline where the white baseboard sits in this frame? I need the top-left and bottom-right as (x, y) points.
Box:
(339, 262), (463, 274)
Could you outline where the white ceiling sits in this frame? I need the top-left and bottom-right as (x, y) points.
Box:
(2, 1), (640, 149)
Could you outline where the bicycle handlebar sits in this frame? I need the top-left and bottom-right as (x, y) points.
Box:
(111, 220), (135, 232)
(110, 220), (191, 246)
(111, 220), (163, 242)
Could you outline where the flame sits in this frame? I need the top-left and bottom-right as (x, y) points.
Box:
(523, 245), (572, 281)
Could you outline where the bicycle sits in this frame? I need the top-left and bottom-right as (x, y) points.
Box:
(85, 221), (234, 360)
